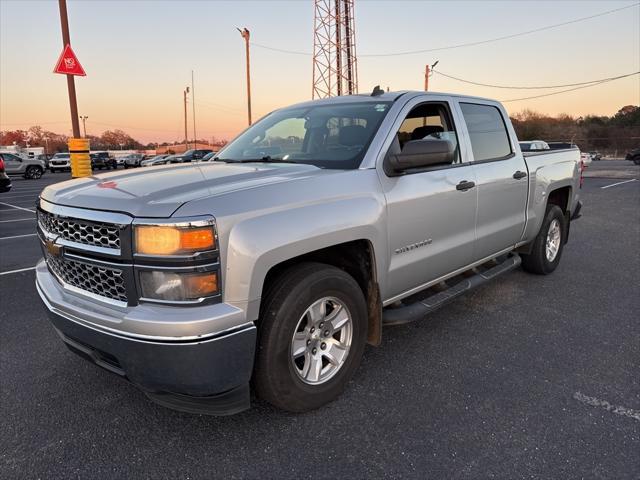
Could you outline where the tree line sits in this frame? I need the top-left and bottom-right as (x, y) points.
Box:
(2, 105), (638, 155)
(510, 105), (639, 155)
(0, 126), (227, 153)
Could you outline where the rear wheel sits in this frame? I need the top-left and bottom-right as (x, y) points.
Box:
(24, 166), (43, 179)
(254, 262), (367, 412)
(521, 205), (566, 275)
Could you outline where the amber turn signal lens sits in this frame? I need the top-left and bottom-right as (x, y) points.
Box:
(184, 272), (218, 298)
(135, 225), (215, 255)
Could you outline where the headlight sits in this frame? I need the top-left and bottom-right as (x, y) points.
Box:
(134, 225), (215, 255)
(139, 271), (218, 301)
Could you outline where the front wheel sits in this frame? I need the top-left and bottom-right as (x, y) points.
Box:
(633, 157), (640, 165)
(521, 205), (567, 275)
(254, 262), (368, 412)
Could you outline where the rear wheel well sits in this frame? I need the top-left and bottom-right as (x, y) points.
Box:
(260, 240), (382, 345)
(547, 186), (571, 213)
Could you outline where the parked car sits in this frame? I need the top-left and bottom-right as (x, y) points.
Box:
(198, 152), (218, 162)
(35, 91), (583, 415)
(0, 156), (12, 192)
(170, 149), (214, 163)
(589, 151), (602, 161)
(0, 152), (46, 179)
(519, 140), (550, 152)
(49, 152), (71, 172)
(580, 152), (592, 166)
(122, 153), (145, 168)
(90, 152), (114, 170)
(625, 147), (640, 165)
(141, 155), (170, 167)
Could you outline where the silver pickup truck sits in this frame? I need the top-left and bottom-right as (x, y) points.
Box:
(36, 91), (583, 415)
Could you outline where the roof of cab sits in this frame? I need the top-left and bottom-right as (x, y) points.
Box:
(281, 90), (499, 110)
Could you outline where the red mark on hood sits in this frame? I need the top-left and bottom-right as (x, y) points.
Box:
(97, 181), (117, 189)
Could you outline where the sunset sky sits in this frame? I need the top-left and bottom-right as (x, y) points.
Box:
(1, 0), (639, 143)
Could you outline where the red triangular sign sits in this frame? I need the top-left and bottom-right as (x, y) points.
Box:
(53, 44), (86, 76)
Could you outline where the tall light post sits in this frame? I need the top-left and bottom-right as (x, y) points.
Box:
(183, 86), (190, 150)
(79, 115), (88, 137)
(191, 70), (197, 148)
(237, 27), (252, 125)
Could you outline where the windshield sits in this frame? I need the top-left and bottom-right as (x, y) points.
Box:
(217, 101), (392, 169)
(53, 153), (70, 159)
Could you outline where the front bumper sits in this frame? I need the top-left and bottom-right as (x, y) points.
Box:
(36, 261), (257, 415)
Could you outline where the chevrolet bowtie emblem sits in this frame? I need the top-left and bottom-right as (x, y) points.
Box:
(45, 239), (62, 257)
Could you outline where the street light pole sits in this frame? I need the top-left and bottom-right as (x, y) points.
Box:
(57, 0), (81, 138)
(79, 115), (88, 137)
(183, 86), (189, 151)
(192, 70), (197, 148)
(237, 27), (252, 125)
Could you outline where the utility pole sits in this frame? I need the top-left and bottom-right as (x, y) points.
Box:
(237, 27), (252, 125)
(425, 60), (439, 91)
(183, 86), (189, 150)
(58, 0), (80, 138)
(79, 115), (88, 137)
(191, 70), (197, 148)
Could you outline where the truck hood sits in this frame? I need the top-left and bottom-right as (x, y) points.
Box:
(40, 162), (328, 217)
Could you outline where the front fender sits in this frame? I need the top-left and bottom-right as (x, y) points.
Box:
(223, 196), (386, 320)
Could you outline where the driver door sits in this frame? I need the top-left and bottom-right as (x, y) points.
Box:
(377, 98), (478, 302)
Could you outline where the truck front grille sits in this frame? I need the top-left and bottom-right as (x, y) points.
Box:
(46, 253), (128, 303)
(38, 210), (120, 250)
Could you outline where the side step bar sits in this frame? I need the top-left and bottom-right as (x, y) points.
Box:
(382, 254), (522, 326)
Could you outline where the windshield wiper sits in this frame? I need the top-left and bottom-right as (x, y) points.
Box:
(221, 156), (298, 164)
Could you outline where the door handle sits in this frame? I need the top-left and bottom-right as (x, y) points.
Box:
(456, 180), (475, 191)
(513, 170), (527, 179)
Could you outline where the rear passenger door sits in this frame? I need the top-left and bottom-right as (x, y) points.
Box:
(457, 102), (529, 261)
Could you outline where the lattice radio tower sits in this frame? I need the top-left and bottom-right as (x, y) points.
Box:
(312, 0), (358, 99)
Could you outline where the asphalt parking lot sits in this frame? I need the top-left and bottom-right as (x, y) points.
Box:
(1, 161), (638, 478)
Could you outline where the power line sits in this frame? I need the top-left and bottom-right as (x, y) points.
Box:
(500, 73), (640, 102)
(434, 70), (640, 90)
(250, 2), (639, 57)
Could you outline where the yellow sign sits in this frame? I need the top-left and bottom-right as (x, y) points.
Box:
(68, 138), (92, 178)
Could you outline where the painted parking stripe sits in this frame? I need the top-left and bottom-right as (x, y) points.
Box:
(0, 233), (37, 240)
(573, 392), (640, 422)
(600, 178), (637, 189)
(0, 218), (35, 223)
(0, 202), (36, 213)
(0, 266), (36, 276)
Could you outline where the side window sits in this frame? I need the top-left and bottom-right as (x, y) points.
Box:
(5, 154), (22, 163)
(395, 102), (461, 164)
(460, 103), (512, 161)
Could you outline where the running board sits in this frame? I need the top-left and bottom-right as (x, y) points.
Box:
(382, 254), (522, 326)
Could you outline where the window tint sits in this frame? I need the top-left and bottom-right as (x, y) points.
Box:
(396, 102), (461, 164)
(460, 103), (511, 161)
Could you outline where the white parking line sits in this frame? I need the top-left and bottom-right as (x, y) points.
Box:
(600, 178), (637, 189)
(0, 266), (36, 276)
(0, 233), (37, 240)
(573, 391), (640, 422)
(0, 202), (36, 213)
(0, 218), (35, 223)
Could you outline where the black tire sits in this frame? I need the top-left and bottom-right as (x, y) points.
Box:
(521, 205), (566, 275)
(254, 262), (368, 412)
(24, 166), (43, 179)
(633, 157), (640, 166)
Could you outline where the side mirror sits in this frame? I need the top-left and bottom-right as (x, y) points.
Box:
(386, 138), (455, 174)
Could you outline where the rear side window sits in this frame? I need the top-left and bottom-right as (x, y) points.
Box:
(460, 103), (512, 161)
